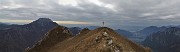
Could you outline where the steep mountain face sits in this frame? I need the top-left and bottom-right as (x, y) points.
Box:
(115, 29), (134, 37)
(69, 27), (82, 35)
(26, 26), (73, 52)
(0, 28), (28, 52)
(23, 18), (59, 45)
(142, 27), (180, 52)
(27, 27), (151, 52)
(0, 18), (59, 52)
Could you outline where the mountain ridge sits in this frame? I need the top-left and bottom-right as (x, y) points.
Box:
(26, 26), (73, 52)
(27, 27), (151, 52)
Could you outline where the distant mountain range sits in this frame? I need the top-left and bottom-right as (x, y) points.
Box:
(81, 26), (100, 30)
(115, 29), (134, 37)
(136, 26), (167, 37)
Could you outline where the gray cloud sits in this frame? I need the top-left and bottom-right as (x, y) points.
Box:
(0, 0), (180, 31)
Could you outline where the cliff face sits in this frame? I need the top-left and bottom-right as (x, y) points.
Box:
(27, 27), (151, 52)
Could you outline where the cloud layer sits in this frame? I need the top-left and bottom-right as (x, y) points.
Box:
(0, 0), (180, 30)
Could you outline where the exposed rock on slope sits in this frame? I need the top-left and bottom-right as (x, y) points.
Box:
(27, 27), (151, 52)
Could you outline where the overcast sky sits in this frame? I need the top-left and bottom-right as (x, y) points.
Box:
(0, 0), (180, 31)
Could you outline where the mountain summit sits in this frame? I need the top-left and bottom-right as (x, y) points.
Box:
(35, 18), (53, 23)
(27, 27), (151, 52)
(28, 18), (55, 26)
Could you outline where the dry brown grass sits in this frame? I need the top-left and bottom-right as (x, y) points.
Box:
(26, 26), (73, 52)
(47, 27), (151, 52)
(26, 27), (151, 52)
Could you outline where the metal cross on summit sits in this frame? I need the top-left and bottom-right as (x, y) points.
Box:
(102, 21), (105, 27)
